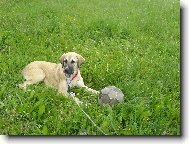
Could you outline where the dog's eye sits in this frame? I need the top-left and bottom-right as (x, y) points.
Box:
(64, 59), (68, 63)
(71, 60), (75, 64)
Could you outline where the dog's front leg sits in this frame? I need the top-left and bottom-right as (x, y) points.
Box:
(76, 79), (99, 94)
(83, 85), (100, 94)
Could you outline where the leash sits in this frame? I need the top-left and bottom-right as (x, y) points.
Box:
(72, 95), (107, 135)
(65, 73), (107, 135)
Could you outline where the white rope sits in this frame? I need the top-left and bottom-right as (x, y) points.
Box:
(71, 95), (107, 135)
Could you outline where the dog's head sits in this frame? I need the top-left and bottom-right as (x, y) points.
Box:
(59, 52), (85, 76)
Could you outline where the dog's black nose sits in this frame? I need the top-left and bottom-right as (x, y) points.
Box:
(64, 67), (73, 75)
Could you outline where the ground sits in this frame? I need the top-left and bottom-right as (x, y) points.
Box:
(0, 0), (180, 135)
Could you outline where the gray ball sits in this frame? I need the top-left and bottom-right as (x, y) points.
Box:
(98, 86), (124, 106)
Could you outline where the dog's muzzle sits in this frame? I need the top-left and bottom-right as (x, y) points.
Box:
(64, 66), (74, 75)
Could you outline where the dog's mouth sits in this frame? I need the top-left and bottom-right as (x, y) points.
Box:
(64, 71), (76, 80)
(64, 73), (71, 78)
(64, 72), (74, 78)
(64, 69), (78, 81)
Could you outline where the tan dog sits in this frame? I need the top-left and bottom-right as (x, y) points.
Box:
(19, 52), (99, 102)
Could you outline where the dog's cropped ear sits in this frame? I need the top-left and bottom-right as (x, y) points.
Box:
(77, 54), (85, 67)
(59, 53), (66, 64)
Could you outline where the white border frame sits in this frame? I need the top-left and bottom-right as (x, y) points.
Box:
(1, 0), (188, 144)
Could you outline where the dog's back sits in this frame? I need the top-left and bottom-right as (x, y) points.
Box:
(21, 61), (62, 89)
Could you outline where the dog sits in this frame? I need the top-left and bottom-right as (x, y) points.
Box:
(19, 52), (99, 103)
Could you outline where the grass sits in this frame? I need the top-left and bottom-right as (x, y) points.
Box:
(0, 0), (180, 135)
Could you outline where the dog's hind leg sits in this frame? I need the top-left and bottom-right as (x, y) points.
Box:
(18, 68), (45, 91)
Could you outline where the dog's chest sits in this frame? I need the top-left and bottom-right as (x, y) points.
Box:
(65, 77), (84, 88)
(66, 78), (73, 88)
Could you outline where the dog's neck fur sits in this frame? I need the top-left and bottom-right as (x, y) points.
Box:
(71, 70), (79, 81)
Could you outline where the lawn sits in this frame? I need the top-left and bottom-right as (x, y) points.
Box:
(0, 0), (180, 135)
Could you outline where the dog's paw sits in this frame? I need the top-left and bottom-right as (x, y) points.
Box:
(69, 92), (75, 97)
(18, 83), (27, 91)
(68, 92), (83, 105)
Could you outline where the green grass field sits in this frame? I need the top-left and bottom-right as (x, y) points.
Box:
(0, 0), (180, 135)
